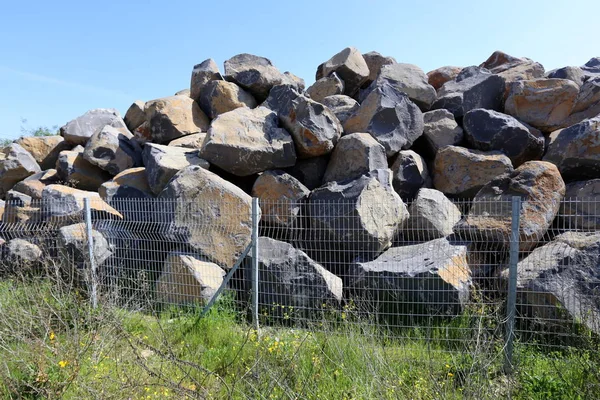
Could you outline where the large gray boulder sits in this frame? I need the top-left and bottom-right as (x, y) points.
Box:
(321, 95), (359, 125)
(265, 85), (342, 158)
(323, 132), (387, 184)
(316, 47), (370, 97)
(344, 83), (424, 157)
(60, 108), (127, 146)
(455, 161), (565, 252)
(144, 95), (210, 144)
(543, 116), (600, 181)
(306, 72), (344, 103)
(572, 77), (600, 114)
(168, 132), (206, 149)
(198, 80), (257, 119)
(223, 53), (286, 102)
(202, 106), (296, 176)
(254, 237), (343, 315)
(158, 165), (255, 269)
(284, 156), (329, 190)
(403, 188), (461, 241)
(40, 185), (122, 223)
(546, 66), (586, 87)
(15, 136), (70, 170)
(559, 179), (600, 231)
(391, 150), (431, 201)
(308, 169), (408, 258)
(0, 143), (41, 200)
(99, 167), (153, 202)
(123, 100), (146, 132)
(142, 143), (209, 195)
(422, 109), (464, 154)
(83, 125), (142, 175)
(349, 237), (471, 316)
(58, 223), (113, 267)
(463, 108), (544, 166)
(362, 51), (396, 87)
(5, 239), (42, 264)
(56, 150), (111, 191)
(190, 58), (223, 102)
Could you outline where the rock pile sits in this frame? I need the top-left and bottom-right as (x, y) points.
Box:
(2, 48), (600, 330)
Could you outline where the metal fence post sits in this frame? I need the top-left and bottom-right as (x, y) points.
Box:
(504, 196), (521, 373)
(251, 198), (260, 331)
(84, 198), (98, 309)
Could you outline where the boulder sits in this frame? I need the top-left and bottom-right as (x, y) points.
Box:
(427, 66), (462, 90)
(480, 51), (545, 83)
(251, 170), (310, 229)
(175, 88), (191, 97)
(366, 63), (437, 110)
(143, 143), (210, 195)
(40, 185), (122, 223)
(391, 150), (431, 201)
(543, 116), (600, 181)
(559, 179), (600, 231)
(308, 169), (408, 258)
(156, 253), (225, 305)
(190, 58), (222, 102)
(198, 80), (257, 119)
(316, 47), (370, 97)
(572, 77), (600, 114)
(510, 232), (600, 334)
(403, 188), (461, 241)
(321, 95), (359, 125)
(433, 146), (514, 198)
(284, 155), (329, 190)
(99, 167), (154, 202)
(5, 239), (42, 263)
(254, 237), (343, 314)
(322, 132), (387, 183)
(545, 66), (585, 86)
(362, 51), (396, 87)
(455, 161), (565, 252)
(123, 100), (146, 131)
(15, 136), (70, 170)
(132, 121), (152, 144)
(168, 133), (207, 149)
(282, 71), (306, 92)
(82, 125), (142, 175)
(463, 108), (544, 166)
(58, 223), (113, 267)
(158, 165), (255, 268)
(1, 190), (40, 225)
(144, 95), (210, 144)
(581, 57), (600, 80)
(12, 171), (56, 199)
(56, 150), (112, 191)
(422, 109), (464, 154)
(504, 78), (579, 132)
(223, 53), (286, 102)
(202, 106), (296, 176)
(0, 143), (41, 199)
(60, 108), (127, 146)
(348, 237), (471, 316)
(265, 85), (342, 158)
(306, 72), (344, 103)
(344, 83), (424, 156)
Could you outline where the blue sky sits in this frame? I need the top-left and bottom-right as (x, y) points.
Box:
(1, 0), (598, 141)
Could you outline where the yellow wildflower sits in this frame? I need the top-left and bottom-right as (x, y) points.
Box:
(58, 360), (68, 368)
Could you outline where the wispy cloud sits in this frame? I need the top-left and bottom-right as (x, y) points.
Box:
(0, 65), (132, 99)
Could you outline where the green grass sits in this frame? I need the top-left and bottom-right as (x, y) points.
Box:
(0, 278), (598, 399)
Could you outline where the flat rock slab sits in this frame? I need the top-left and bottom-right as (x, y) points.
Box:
(60, 108), (127, 146)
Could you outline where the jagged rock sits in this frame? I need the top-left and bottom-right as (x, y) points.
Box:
(581, 57), (600, 80)
(168, 133), (206, 149)
(40, 184), (122, 223)
(132, 121), (151, 144)
(455, 161), (565, 252)
(12, 169), (59, 199)
(142, 143), (209, 195)
(190, 58), (222, 102)
(391, 150), (431, 201)
(344, 83), (424, 156)
(99, 167), (154, 202)
(1, 190), (40, 225)
(362, 51), (396, 87)
(546, 66), (586, 86)
(60, 109), (127, 146)
(463, 108), (544, 166)
(366, 63), (437, 110)
(284, 156), (329, 190)
(572, 77), (600, 114)
(559, 179), (600, 231)
(58, 223), (113, 267)
(0, 143), (41, 199)
(202, 106), (296, 176)
(316, 47), (370, 97)
(224, 53), (286, 102)
(422, 109), (464, 154)
(254, 237), (343, 313)
(433, 146), (514, 198)
(306, 72), (344, 103)
(509, 232), (600, 334)
(145, 95), (210, 144)
(504, 78), (579, 132)
(5, 239), (42, 263)
(265, 85), (342, 158)
(156, 253), (225, 305)
(553, 99), (600, 130)
(251, 170), (309, 229)
(174, 89), (190, 97)
(544, 116), (600, 181)
(427, 66), (461, 90)
(323, 133), (387, 183)
(282, 71), (306, 91)
(83, 125), (142, 175)
(321, 95), (359, 125)
(349, 237), (471, 315)
(158, 165), (255, 268)
(480, 51), (545, 83)
(308, 169), (408, 258)
(198, 80), (257, 119)
(15, 136), (70, 170)
(124, 100), (147, 131)
(432, 66), (505, 118)
(56, 150), (111, 191)
(403, 188), (461, 240)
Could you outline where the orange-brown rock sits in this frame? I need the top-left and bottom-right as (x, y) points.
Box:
(427, 66), (461, 90)
(145, 95), (210, 144)
(15, 136), (70, 170)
